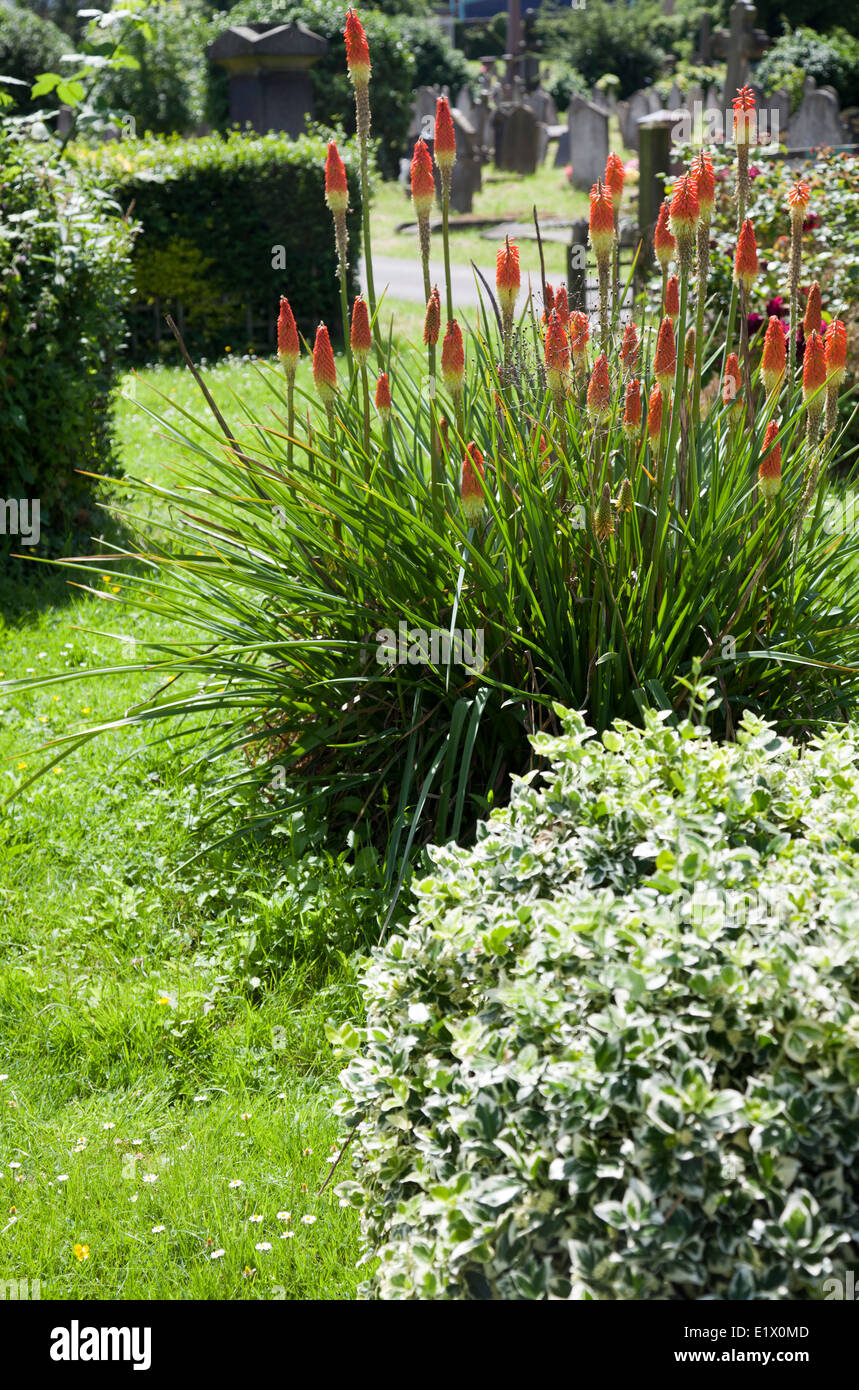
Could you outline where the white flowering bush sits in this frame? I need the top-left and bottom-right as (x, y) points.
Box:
(335, 688), (859, 1299)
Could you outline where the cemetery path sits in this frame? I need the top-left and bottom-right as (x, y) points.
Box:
(361, 254), (500, 308)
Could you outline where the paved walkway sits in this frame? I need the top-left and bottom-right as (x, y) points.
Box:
(359, 254), (497, 308)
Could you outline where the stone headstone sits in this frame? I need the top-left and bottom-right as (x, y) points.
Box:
(624, 88), (659, 150)
(568, 94), (609, 188)
(409, 86), (440, 144)
(494, 102), (540, 174)
(786, 78), (847, 151)
(208, 22), (328, 137)
(455, 86), (472, 120)
(447, 108), (483, 213)
(764, 88), (790, 148)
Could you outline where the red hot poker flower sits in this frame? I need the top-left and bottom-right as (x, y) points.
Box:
(691, 150), (715, 224)
(825, 319), (847, 385)
(684, 325), (695, 371)
(803, 330), (826, 402)
(350, 296), (372, 365)
(669, 174), (699, 264)
(410, 140), (435, 219)
(758, 419), (782, 500)
(803, 281), (822, 338)
(554, 285), (570, 328)
(277, 296), (300, 375)
(761, 314), (786, 395)
(788, 181), (810, 221)
(732, 84), (756, 145)
(622, 377), (642, 436)
(654, 316), (676, 392)
(545, 309), (570, 392)
(665, 274), (679, 320)
(434, 96), (457, 174)
(542, 283), (555, 325)
(586, 353), (611, 421)
(723, 353), (742, 411)
(375, 371), (391, 419)
(461, 443), (485, 526)
(620, 322), (639, 377)
(324, 141), (348, 216)
(344, 9), (371, 88)
(441, 318), (465, 394)
(496, 238), (520, 317)
(312, 323), (337, 404)
(589, 180), (615, 263)
(424, 286), (441, 346)
(647, 382), (663, 441)
(569, 310), (589, 364)
(734, 219), (758, 292)
(604, 152), (625, 212)
(654, 201), (675, 269)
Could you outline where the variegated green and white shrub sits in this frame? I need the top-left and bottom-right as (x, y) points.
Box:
(335, 687), (859, 1299)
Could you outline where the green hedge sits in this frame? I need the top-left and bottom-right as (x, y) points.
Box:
(0, 127), (133, 543)
(337, 691), (859, 1299)
(77, 129), (362, 360)
(0, 3), (69, 114)
(211, 2), (471, 177)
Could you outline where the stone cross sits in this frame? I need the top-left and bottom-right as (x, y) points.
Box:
(713, 2), (770, 110)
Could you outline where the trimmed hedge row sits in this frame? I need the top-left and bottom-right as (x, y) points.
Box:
(76, 130), (362, 360)
(0, 126), (133, 538)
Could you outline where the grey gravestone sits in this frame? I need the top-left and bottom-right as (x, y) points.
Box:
(408, 86), (440, 144)
(568, 94), (609, 188)
(494, 103), (540, 174)
(787, 79), (847, 150)
(713, 2), (770, 110)
(624, 89), (659, 150)
(455, 86), (472, 120)
(552, 122), (570, 167)
(208, 22), (328, 138)
(447, 108), (483, 212)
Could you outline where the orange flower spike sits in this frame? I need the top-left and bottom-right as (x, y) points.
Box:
(542, 282), (555, 324)
(825, 319), (847, 386)
(654, 201), (675, 270)
(647, 382), (663, 442)
(734, 219), (758, 292)
(569, 310), (590, 366)
(803, 281), (822, 338)
(410, 139), (435, 220)
(375, 371), (391, 421)
(723, 352), (742, 411)
(441, 318), (465, 395)
(350, 296), (372, 367)
(344, 8), (371, 88)
(434, 96), (457, 174)
(691, 150), (715, 225)
(758, 419), (782, 501)
(654, 316), (676, 393)
(669, 174), (699, 268)
(761, 316), (786, 395)
(619, 322), (639, 378)
(586, 352), (611, 422)
(424, 286), (441, 346)
(622, 378), (642, 437)
(461, 443), (485, 526)
(788, 180), (810, 224)
(544, 309), (570, 392)
(588, 180), (615, 263)
(604, 151), (625, 213)
(803, 330), (826, 402)
(496, 238), (520, 317)
(312, 323), (337, 405)
(324, 141), (349, 216)
(594, 482), (614, 541)
(665, 274), (679, 321)
(277, 297), (300, 377)
(554, 285), (570, 328)
(732, 84), (756, 145)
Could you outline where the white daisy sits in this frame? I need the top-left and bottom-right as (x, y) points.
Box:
(254, 1242), (272, 1252)
(210, 1248), (226, 1260)
(151, 1225), (166, 1234)
(8, 1161), (21, 1169)
(56, 1175), (70, 1183)
(276, 1211), (290, 1222)
(141, 1173), (157, 1184)
(102, 1122), (116, 1131)
(279, 1231), (294, 1239)
(228, 1179), (243, 1189)
(301, 1214), (317, 1225)
(249, 1214), (264, 1224)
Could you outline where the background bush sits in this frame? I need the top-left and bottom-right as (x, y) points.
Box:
(337, 696), (859, 1299)
(535, 0), (667, 98)
(88, 0), (209, 134)
(77, 128), (362, 359)
(209, 1), (470, 176)
(0, 126), (133, 539)
(755, 27), (859, 112)
(0, 2), (68, 114)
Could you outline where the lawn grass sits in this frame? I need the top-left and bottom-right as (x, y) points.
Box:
(0, 358), (377, 1301)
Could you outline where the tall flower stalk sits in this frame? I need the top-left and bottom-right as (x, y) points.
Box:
(277, 296), (300, 470)
(324, 140), (351, 365)
(496, 236), (520, 384)
(344, 9), (380, 350)
(434, 96), (457, 325)
(690, 150), (714, 426)
(589, 181), (615, 346)
(787, 181), (810, 388)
